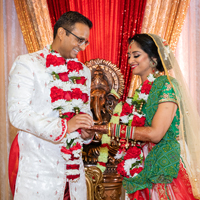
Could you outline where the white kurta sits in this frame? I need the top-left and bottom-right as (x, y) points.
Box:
(8, 46), (92, 200)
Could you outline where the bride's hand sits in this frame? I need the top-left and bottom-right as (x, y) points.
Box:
(87, 124), (108, 132)
(87, 123), (114, 134)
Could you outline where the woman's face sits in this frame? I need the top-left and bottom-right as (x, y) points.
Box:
(128, 41), (153, 81)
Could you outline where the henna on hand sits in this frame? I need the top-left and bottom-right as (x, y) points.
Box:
(88, 124), (108, 133)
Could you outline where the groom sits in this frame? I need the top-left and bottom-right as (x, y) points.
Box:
(8, 11), (94, 200)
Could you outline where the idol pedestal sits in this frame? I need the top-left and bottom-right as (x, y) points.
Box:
(102, 173), (122, 200)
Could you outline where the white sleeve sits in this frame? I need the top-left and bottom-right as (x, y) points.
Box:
(8, 56), (67, 142)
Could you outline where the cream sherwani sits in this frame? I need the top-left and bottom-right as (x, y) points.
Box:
(8, 46), (92, 200)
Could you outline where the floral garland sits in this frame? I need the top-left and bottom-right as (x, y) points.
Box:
(97, 74), (156, 178)
(96, 134), (110, 172)
(96, 89), (121, 172)
(114, 73), (156, 178)
(115, 144), (143, 178)
(120, 73), (156, 127)
(43, 47), (90, 182)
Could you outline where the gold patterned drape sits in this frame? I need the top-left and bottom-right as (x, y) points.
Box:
(141, 0), (191, 51)
(14, 0), (53, 53)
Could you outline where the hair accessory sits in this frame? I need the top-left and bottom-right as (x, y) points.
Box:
(129, 39), (135, 47)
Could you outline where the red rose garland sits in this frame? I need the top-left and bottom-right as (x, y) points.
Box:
(59, 72), (69, 81)
(44, 47), (90, 182)
(46, 54), (66, 67)
(114, 74), (156, 178)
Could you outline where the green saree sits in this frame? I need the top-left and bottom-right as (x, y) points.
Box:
(123, 75), (180, 194)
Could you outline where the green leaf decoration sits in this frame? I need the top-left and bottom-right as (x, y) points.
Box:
(132, 91), (139, 102)
(131, 160), (142, 169)
(55, 74), (60, 79)
(52, 71), (60, 80)
(73, 107), (80, 114)
(53, 106), (63, 110)
(66, 139), (75, 149)
(69, 76), (81, 81)
(61, 115), (69, 119)
(128, 120), (132, 126)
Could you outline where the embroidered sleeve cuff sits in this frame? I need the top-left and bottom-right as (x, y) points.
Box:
(158, 98), (178, 104)
(54, 119), (67, 142)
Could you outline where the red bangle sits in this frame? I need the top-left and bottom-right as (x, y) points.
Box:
(119, 125), (127, 138)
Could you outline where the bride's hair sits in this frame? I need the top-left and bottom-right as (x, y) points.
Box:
(128, 34), (164, 72)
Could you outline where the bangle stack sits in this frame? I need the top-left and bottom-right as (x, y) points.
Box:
(113, 124), (135, 139)
(108, 124), (136, 148)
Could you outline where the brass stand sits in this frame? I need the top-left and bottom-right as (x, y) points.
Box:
(84, 163), (122, 200)
(102, 173), (122, 200)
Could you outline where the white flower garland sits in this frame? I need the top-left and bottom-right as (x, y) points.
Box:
(45, 47), (90, 182)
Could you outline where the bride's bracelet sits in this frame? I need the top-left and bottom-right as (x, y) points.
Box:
(109, 124), (135, 140)
(107, 122), (111, 137)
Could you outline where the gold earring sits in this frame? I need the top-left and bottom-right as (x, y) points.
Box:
(150, 60), (157, 68)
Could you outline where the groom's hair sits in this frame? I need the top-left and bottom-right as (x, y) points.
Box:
(53, 11), (93, 39)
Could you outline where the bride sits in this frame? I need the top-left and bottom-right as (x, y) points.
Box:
(89, 33), (200, 200)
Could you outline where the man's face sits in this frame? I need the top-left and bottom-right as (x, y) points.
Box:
(58, 22), (90, 59)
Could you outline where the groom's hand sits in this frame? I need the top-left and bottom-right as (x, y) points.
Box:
(67, 114), (94, 133)
(81, 129), (95, 140)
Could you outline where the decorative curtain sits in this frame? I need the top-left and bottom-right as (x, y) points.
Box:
(116, 0), (147, 100)
(141, 0), (191, 52)
(14, 0), (53, 53)
(47, 0), (147, 100)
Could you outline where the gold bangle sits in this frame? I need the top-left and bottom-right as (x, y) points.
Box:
(132, 126), (135, 140)
(107, 123), (111, 137)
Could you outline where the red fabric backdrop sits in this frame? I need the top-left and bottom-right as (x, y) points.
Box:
(47, 0), (147, 100)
